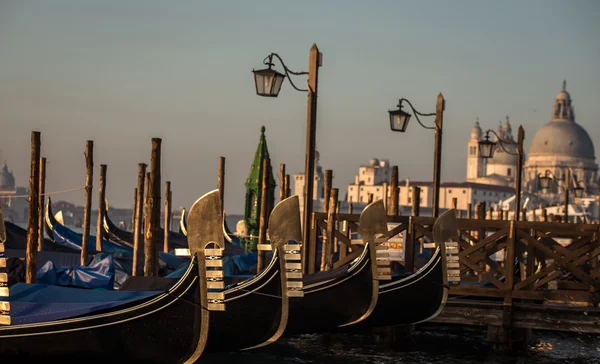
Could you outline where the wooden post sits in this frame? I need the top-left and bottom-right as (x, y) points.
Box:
(541, 208), (547, 222)
(25, 131), (41, 284)
(81, 140), (93, 266)
(279, 163), (286, 202)
(323, 170), (332, 213)
(37, 157), (46, 252)
(320, 169), (332, 270)
(340, 202), (353, 260)
(145, 138), (161, 277)
(522, 207), (527, 222)
(488, 206), (493, 220)
(132, 163), (146, 276)
(459, 210), (464, 219)
(323, 188), (338, 270)
(218, 156), (225, 216)
(368, 193), (374, 205)
(432, 93), (445, 218)
(257, 158), (270, 273)
(301, 44), (321, 259)
(285, 174), (291, 200)
(411, 187), (420, 217)
(564, 168), (570, 223)
(163, 181), (171, 253)
(389, 166), (399, 216)
(513, 126), (525, 221)
(132, 188), (137, 230)
(95, 164), (107, 252)
(467, 203), (473, 219)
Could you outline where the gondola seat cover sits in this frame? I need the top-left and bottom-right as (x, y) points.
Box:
(6, 282), (160, 325)
(36, 254), (116, 290)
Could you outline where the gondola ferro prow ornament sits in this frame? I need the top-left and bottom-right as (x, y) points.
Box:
(188, 189), (226, 311)
(0, 202), (10, 326)
(358, 199), (392, 282)
(432, 209), (460, 286)
(267, 195), (304, 299)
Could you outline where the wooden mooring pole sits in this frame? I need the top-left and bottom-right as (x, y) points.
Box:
(256, 158), (270, 273)
(144, 138), (161, 277)
(279, 163), (286, 201)
(323, 188), (338, 271)
(81, 141), (93, 265)
(132, 163), (146, 276)
(285, 174), (291, 200)
(218, 156), (225, 216)
(389, 166), (399, 216)
(25, 131), (41, 283)
(95, 164), (107, 252)
(163, 181), (171, 253)
(132, 188), (137, 230)
(37, 157), (46, 252)
(321, 170), (332, 271)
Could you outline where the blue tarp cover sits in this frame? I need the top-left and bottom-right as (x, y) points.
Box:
(37, 254), (116, 290)
(6, 283), (159, 325)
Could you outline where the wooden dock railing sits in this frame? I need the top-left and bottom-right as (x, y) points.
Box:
(308, 212), (600, 306)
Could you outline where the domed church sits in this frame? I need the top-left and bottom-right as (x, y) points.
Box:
(523, 81), (598, 198)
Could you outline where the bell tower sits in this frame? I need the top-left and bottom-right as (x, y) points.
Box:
(243, 126), (276, 252)
(466, 118), (485, 181)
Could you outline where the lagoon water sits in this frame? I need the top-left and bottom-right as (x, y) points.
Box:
(202, 325), (600, 364)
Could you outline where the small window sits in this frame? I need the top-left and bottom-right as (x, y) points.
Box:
(376, 188), (380, 192)
(507, 168), (512, 176)
(463, 190), (466, 194)
(448, 189), (452, 193)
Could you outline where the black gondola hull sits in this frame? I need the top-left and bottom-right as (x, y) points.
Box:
(0, 259), (205, 363)
(205, 252), (285, 352)
(359, 248), (447, 328)
(286, 247), (375, 335)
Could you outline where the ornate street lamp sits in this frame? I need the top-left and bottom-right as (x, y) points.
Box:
(477, 126), (526, 221)
(252, 45), (321, 274)
(387, 95), (445, 217)
(388, 101), (412, 133)
(252, 56), (286, 97)
(477, 133), (496, 159)
(537, 169), (586, 222)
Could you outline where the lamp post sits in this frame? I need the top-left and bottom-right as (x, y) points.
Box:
(538, 169), (586, 223)
(478, 126), (525, 221)
(388, 94), (445, 217)
(252, 44), (321, 271)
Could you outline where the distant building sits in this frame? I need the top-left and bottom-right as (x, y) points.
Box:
(523, 81), (598, 199)
(0, 161), (27, 222)
(292, 150), (325, 213)
(466, 116), (519, 187)
(346, 158), (391, 204)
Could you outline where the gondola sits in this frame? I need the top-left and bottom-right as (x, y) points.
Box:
(0, 190), (224, 363)
(102, 199), (187, 249)
(105, 202), (246, 257)
(45, 198), (187, 276)
(44, 197), (130, 254)
(203, 194), (304, 352)
(347, 208), (458, 329)
(284, 199), (390, 335)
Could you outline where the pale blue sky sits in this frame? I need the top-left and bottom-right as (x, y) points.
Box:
(1, 0), (599, 214)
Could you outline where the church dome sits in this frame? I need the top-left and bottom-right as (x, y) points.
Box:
(0, 162), (15, 190)
(529, 81), (595, 160)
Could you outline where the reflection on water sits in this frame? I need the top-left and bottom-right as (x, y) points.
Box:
(201, 325), (600, 364)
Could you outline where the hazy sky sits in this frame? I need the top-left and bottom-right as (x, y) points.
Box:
(1, 0), (599, 214)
